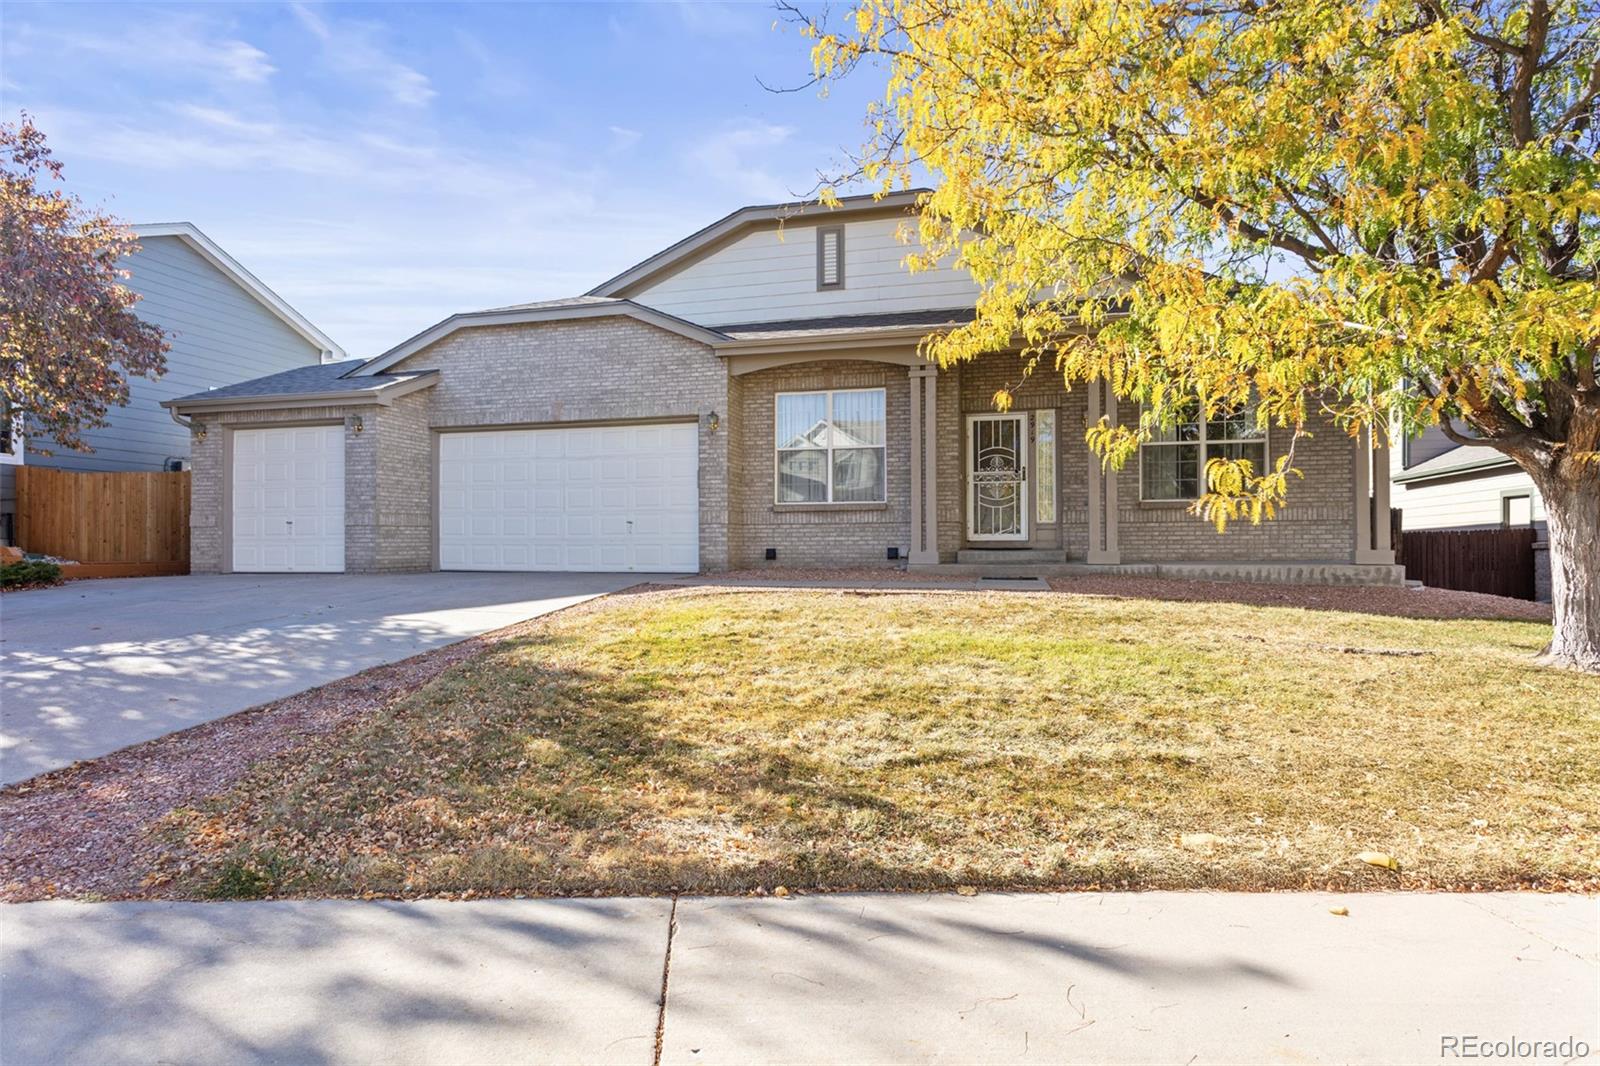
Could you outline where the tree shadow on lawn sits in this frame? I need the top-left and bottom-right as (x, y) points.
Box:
(190, 633), (951, 900)
(185, 628), (1426, 901)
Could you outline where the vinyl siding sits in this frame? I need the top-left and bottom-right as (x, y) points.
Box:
(1396, 466), (1545, 530)
(627, 217), (981, 326)
(28, 236), (324, 474)
(1400, 424), (1459, 469)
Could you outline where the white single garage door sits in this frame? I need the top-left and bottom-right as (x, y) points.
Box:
(231, 425), (346, 573)
(439, 423), (699, 573)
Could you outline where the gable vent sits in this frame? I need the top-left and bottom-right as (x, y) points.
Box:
(817, 226), (845, 290)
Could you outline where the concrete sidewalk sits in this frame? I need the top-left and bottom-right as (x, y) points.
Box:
(3, 892), (1595, 1065)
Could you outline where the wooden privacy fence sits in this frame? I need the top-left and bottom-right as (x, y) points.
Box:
(1396, 527), (1536, 601)
(15, 466), (190, 573)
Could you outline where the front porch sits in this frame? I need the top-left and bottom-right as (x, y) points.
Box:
(723, 345), (1401, 584)
(903, 357), (1402, 582)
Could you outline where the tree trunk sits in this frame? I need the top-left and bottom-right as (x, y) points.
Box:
(1537, 473), (1600, 672)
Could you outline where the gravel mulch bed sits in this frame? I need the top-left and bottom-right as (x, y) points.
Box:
(1044, 575), (1553, 622)
(0, 591), (662, 903)
(708, 565), (971, 584)
(0, 644), (487, 901)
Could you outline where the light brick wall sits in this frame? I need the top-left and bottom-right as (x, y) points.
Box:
(957, 355), (1091, 557)
(951, 353), (1359, 562)
(935, 365), (964, 559)
(1112, 407), (1357, 563)
(186, 333), (1361, 575)
(187, 404), (385, 574)
(390, 317), (730, 569)
(372, 389), (433, 571)
(730, 359), (912, 568)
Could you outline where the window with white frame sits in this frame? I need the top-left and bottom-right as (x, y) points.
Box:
(0, 401), (20, 465)
(775, 388), (886, 503)
(1140, 402), (1266, 501)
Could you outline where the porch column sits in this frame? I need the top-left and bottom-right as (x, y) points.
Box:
(909, 364), (940, 565)
(1086, 379), (1122, 564)
(1353, 425), (1395, 564)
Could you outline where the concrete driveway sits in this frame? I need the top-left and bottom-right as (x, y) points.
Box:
(0, 572), (646, 785)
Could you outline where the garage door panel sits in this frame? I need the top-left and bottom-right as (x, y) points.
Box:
(440, 422), (699, 573)
(232, 425), (345, 573)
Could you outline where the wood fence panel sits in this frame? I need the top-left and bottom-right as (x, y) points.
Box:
(1398, 527), (1536, 600)
(15, 466), (191, 565)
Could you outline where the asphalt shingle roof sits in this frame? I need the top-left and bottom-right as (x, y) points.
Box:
(716, 308), (977, 341)
(478, 295), (625, 314)
(167, 360), (433, 404)
(1393, 442), (1515, 482)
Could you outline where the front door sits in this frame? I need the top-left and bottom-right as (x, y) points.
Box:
(967, 413), (1029, 541)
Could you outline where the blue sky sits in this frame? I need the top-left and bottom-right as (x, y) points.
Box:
(1, 1), (885, 355)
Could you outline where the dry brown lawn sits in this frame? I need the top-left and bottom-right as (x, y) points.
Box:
(144, 586), (1599, 900)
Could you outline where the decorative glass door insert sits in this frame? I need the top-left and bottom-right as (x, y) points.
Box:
(967, 413), (1029, 540)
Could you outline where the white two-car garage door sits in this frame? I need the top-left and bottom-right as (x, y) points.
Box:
(231, 425), (346, 573)
(438, 422), (699, 573)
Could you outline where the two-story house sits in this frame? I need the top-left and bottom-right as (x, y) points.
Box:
(1, 223), (341, 545)
(161, 191), (1402, 582)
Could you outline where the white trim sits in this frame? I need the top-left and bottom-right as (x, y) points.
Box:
(773, 387), (888, 505)
(0, 413), (22, 466)
(131, 223), (344, 360)
(1137, 405), (1269, 502)
(966, 412), (1030, 541)
(351, 301), (728, 377)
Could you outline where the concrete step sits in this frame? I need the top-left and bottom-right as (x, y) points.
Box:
(955, 548), (1067, 565)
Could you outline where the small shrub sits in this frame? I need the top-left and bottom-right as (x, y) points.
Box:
(0, 560), (63, 589)
(205, 850), (290, 899)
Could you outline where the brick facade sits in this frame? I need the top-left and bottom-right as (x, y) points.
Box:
(730, 359), (912, 568)
(388, 317), (730, 571)
(188, 403), (388, 573)
(951, 353), (1358, 563)
(187, 324), (1366, 575)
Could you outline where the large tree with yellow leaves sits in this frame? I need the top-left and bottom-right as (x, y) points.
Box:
(801, 0), (1600, 669)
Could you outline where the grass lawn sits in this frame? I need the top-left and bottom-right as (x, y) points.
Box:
(165, 587), (1600, 899)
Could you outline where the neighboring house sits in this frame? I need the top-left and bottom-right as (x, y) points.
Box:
(164, 191), (1402, 582)
(1, 223), (341, 544)
(1390, 423), (1551, 599)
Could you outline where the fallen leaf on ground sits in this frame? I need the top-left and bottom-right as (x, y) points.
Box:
(1357, 851), (1400, 871)
(1329, 905), (1350, 916)
(956, 885), (978, 896)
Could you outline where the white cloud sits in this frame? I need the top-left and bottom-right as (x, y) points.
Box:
(686, 122), (799, 199)
(607, 125), (643, 153)
(7, 19), (275, 86)
(289, 3), (435, 107)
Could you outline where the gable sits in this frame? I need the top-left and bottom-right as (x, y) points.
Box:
(619, 216), (981, 327)
(130, 224), (342, 358)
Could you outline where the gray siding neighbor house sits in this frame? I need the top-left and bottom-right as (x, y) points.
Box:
(164, 191), (1404, 584)
(2, 223), (341, 544)
(1389, 424), (1551, 599)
